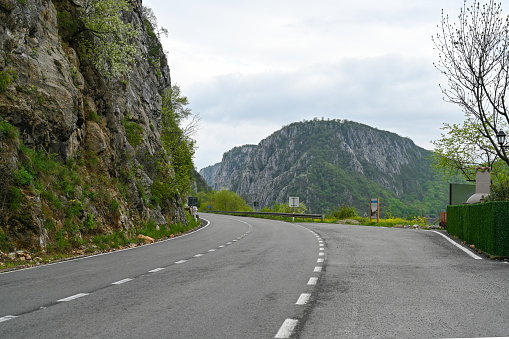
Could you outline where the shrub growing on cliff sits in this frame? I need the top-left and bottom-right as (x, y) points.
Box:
(58, 0), (141, 78)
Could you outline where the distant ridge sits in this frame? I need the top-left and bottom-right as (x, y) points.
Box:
(200, 119), (447, 217)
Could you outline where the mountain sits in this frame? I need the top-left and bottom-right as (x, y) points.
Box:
(0, 0), (189, 251)
(200, 119), (448, 217)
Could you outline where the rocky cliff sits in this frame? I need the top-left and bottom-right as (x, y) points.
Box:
(200, 119), (447, 216)
(0, 0), (187, 252)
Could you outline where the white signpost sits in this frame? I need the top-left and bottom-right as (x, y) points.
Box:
(289, 197), (299, 222)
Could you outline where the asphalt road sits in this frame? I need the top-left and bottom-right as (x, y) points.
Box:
(0, 214), (323, 338)
(1, 215), (508, 338)
(297, 223), (509, 339)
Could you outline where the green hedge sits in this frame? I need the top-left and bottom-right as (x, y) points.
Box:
(447, 202), (509, 256)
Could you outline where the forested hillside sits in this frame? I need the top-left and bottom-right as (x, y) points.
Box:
(201, 119), (450, 217)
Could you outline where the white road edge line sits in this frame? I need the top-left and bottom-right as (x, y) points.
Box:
(430, 231), (482, 260)
(57, 293), (89, 302)
(112, 278), (133, 285)
(0, 315), (17, 323)
(0, 219), (212, 276)
(275, 319), (298, 338)
(296, 293), (311, 305)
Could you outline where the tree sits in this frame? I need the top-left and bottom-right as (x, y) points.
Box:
(63, 0), (141, 78)
(161, 84), (200, 152)
(152, 85), (199, 205)
(432, 0), (509, 179)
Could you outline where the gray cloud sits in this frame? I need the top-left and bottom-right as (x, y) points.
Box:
(188, 55), (462, 169)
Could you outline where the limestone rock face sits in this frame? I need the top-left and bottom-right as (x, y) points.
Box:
(0, 0), (186, 250)
(201, 120), (440, 214)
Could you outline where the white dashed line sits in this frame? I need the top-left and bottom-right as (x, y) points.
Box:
(319, 252), (324, 256)
(0, 315), (17, 323)
(319, 247), (324, 251)
(314, 266), (322, 272)
(57, 293), (89, 302)
(149, 268), (165, 272)
(275, 319), (298, 338)
(296, 293), (311, 305)
(194, 254), (204, 257)
(219, 245), (225, 248)
(226, 242), (232, 245)
(112, 278), (133, 285)
(208, 249), (216, 252)
(174, 260), (187, 264)
(317, 258), (324, 263)
(307, 277), (318, 285)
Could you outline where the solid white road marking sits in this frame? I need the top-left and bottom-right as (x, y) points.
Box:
(174, 260), (187, 264)
(112, 278), (133, 285)
(149, 267), (166, 272)
(296, 293), (311, 305)
(57, 293), (89, 302)
(307, 277), (318, 285)
(314, 266), (322, 272)
(0, 315), (17, 323)
(430, 231), (482, 260)
(317, 258), (324, 263)
(275, 319), (298, 338)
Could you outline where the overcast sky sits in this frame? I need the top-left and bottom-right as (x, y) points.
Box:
(143, 0), (471, 170)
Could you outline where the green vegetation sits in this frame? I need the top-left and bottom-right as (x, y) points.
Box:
(261, 201), (307, 214)
(447, 202), (509, 256)
(276, 121), (448, 218)
(0, 68), (17, 92)
(327, 205), (356, 220)
(0, 114), (200, 266)
(198, 189), (252, 212)
(151, 84), (198, 209)
(123, 118), (144, 147)
(56, 0), (141, 78)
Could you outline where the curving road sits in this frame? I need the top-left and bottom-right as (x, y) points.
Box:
(1, 215), (508, 338)
(0, 214), (323, 338)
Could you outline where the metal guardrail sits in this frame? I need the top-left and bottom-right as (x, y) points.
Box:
(205, 210), (324, 222)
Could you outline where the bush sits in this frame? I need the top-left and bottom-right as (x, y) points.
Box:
(487, 176), (509, 201)
(329, 205), (357, 219)
(198, 189), (252, 212)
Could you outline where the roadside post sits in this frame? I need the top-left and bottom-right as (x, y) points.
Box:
(289, 197), (299, 222)
(187, 196), (198, 221)
(370, 198), (379, 223)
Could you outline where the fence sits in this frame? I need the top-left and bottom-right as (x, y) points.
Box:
(204, 210), (324, 222)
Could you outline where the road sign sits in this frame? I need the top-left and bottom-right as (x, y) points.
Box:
(289, 197), (299, 208)
(187, 197), (198, 207)
(370, 198), (379, 223)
